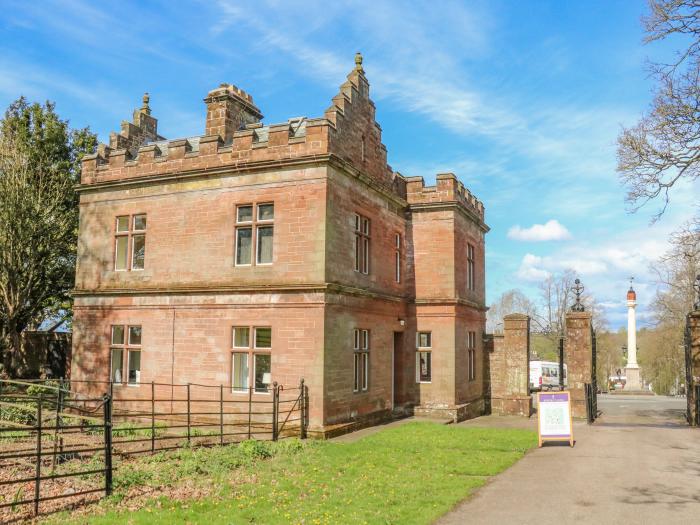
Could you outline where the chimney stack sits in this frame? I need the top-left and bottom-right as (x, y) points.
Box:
(204, 83), (263, 143)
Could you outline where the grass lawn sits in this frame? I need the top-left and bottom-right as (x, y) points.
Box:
(53, 422), (536, 525)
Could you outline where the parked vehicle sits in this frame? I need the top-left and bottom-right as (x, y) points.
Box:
(529, 361), (567, 392)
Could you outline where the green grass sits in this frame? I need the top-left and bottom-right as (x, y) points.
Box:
(53, 422), (536, 525)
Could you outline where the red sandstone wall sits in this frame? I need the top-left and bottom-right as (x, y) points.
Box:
(322, 295), (407, 425)
(411, 209), (456, 300)
(324, 165), (409, 297)
(75, 166), (327, 292)
(71, 293), (326, 427)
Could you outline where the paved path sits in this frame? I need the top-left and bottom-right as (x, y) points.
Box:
(437, 395), (700, 525)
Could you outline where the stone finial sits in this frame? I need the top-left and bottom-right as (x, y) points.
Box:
(141, 92), (150, 114)
(355, 52), (364, 73)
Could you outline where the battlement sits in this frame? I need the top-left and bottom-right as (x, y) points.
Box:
(80, 55), (445, 206)
(405, 173), (485, 222)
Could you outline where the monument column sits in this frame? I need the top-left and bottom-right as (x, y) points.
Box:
(624, 282), (642, 391)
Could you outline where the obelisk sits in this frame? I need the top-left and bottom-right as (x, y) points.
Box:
(624, 280), (642, 390)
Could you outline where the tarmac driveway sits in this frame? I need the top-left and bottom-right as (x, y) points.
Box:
(436, 394), (700, 525)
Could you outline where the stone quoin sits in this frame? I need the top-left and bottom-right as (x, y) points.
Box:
(70, 54), (490, 433)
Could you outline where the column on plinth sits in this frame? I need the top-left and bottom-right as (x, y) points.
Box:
(625, 284), (642, 391)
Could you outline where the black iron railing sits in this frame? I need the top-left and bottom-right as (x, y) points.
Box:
(0, 378), (308, 519)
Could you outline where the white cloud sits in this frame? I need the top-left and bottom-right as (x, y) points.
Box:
(507, 220), (572, 242)
(516, 254), (551, 281)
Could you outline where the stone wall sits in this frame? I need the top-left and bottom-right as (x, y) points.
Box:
(489, 314), (531, 417)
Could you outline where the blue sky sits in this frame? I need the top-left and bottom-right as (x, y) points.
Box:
(1, 0), (697, 328)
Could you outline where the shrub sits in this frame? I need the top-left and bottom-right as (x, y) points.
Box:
(0, 402), (36, 425)
(239, 439), (272, 459)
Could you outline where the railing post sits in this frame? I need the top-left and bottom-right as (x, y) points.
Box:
(219, 384), (224, 446)
(52, 382), (63, 469)
(103, 394), (113, 496)
(299, 378), (306, 440)
(34, 394), (42, 516)
(186, 383), (191, 444)
(247, 385), (253, 440)
(151, 381), (155, 454)
(272, 382), (279, 441)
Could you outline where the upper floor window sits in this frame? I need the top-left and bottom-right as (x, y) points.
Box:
(236, 203), (274, 266)
(468, 331), (476, 381)
(110, 325), (142, 385)
(395, 233), (401, 283)
(353, 329), (370, 392)
(354, 214), (370, 274)
(115, 214), (146, 271)
(467, 243), (475, 291)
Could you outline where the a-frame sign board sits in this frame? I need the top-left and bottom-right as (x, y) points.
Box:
(537, 391), (574, 447)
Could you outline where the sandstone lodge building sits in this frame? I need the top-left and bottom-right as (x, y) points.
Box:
(71, 55), (489, 433)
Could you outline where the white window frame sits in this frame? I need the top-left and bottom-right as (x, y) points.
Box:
(253, 353), (272, 394)
(231, 352), (249, 393)
(110, 324), (142, 386)
(468, 331), (476, 382)
(114, 214), (146, 272)
(231, 325), (272, 394)
(127, 349), (141, 386)
(467, 243), (475, 291)
(353, 214), (370, 274)
(353, 328), (370, 392)
(416, 331), (432, 383)
(395, 233), (401, 283)
(235, 205), (254, 267)
(235, 203), (274, 266)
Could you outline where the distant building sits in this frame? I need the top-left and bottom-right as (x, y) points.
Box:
(71, 55), (489, 432)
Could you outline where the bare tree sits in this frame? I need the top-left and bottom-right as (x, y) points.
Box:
(641, 217), (700, 393)
(538, 269), (578, 335)
(651, 216), (700, 324)
(617, 0), (700, 220)
(486, 289), (538, 332)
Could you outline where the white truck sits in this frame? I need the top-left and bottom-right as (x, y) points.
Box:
(530, 360), (567, 392)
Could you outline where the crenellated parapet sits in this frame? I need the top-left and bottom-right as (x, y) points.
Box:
(80, 55), (435, 204)
(80, 115), (336, 186)
(405, 173), (486, 226)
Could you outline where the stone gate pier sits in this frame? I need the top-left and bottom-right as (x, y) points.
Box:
(489, 314), (531, 417)
(565, 311), (593, 419)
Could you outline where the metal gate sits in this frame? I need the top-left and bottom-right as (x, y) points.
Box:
(685, 315), (698, 426)
(585, 326), (598, 424)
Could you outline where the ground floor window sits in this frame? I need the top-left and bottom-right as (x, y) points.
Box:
(231, 326), (272, 393)
(417, 351), (432, 383)
(232, 352), (249, 392)
(353, 328), (369, 392)
(111, 348), (123, 383)
(468, 331), (476, 381)
(416, 331), (432, 383)
(254, 354), (272, 393)
(110, 325), (141, 385)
